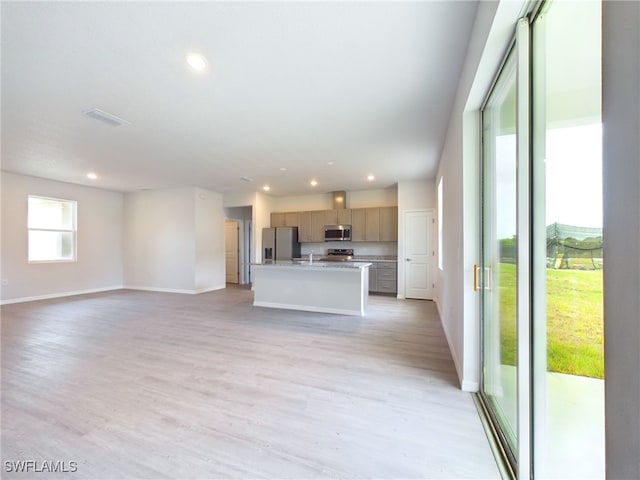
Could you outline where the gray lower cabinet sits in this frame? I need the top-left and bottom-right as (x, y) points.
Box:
(369, 263), (378, 292)
(368, 261), (397, 294)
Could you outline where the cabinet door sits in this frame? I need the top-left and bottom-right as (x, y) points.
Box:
(368, 263), (378, 292)
(337, 209), (352, 225)
(271, 212), (286, 227)
(379, 207), (398, 241)
(377, 262), (397, 293)
(284, 212), (299, 227)
(310, 211), (323, 242)
(311, 210), (338, 242)
(351, 208), (366, 241)
(324, 209), (338, 225)
(377, 264), (397, 282)
(298, 211), (312, 242)
(365, 208), (380, 241)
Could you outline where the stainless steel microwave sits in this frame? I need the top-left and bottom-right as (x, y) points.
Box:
(324, 225), (351, 241)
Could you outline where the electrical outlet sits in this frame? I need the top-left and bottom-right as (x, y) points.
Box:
(1, 279), (8, 286)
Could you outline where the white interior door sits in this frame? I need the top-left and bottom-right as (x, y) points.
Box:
(404, 210), (434, 299)
(225, 220), (239, 284)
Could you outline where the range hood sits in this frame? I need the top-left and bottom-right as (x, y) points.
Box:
(332, 191), (347, 209)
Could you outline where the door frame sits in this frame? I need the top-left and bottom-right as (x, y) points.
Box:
(477, 15), (532, 479)
(224, 219), (240, 284)
(400, 208), (435, 300)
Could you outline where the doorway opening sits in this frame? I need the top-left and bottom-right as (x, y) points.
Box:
(224, 206), (253, 286)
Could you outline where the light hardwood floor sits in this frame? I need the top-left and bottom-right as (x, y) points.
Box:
(2, 287), (499, 479)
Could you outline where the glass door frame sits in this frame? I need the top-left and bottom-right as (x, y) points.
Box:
(478, 14), (533, 480)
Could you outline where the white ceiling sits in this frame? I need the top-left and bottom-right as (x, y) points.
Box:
(1, 1), (478, 196)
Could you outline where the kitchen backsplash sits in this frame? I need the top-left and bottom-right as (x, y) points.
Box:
(301, 242), (398, 257)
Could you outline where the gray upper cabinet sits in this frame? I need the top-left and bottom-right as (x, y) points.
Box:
(284, 212), (299, 227)
(351, 208), (366, 241)
(365, 208), (380, 241)
(270, 212), (286, 227)
(379, 206), (398, 241)
(297, 211), (313, 242)
(310, 210), (337, 242)
(271, 211), (300, 228)
(337, 209), (352, 225)
(270, 206), (397, 243)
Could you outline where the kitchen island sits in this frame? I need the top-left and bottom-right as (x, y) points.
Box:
(252, 260), (372, 316)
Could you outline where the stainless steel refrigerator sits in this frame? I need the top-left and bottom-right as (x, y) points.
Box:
(262, 227), (301, 261)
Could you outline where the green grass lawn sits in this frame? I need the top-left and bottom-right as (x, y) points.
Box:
(497, 263), (604, 379)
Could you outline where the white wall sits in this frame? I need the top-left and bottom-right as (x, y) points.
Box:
(223, 191), (255, 208)
(124, 188), (196, 292)
(398, 179), (434, 210)
(271, 193), (333, 212)
(253, 192), (273, 263)
(124, 187), (225, 293)
(1, 172), (123, 303)
(195, 188), (226, 292)
(602, 1), (640, 476)
(348, 187), (397, 208)
(270, 186), (398, 212)
(435, 0), (525, 390)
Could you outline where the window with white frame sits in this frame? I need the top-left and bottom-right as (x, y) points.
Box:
(437, 176), (443, 270)
(28, 195), (77, 262)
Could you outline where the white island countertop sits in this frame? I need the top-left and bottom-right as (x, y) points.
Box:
(252, 260), (371, 316)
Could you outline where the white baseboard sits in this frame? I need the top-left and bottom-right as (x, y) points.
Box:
(461, 379), (480, 392)
(195, 284), (226, 294)
(442, 323), (465, 388)
(123, 286), (198, 294)
(441, 322), (479, 392)
(1, 283), (233, 305)
(1, 286), (123, 305)
(123, 284), (227, 295)
(436, 302), (474, 392)
(253, 300), (363, 317)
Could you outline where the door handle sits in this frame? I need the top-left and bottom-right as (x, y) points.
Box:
(474, 264), (480, 291)
(474, 264), (492, 291)
(406, 258), (412, 262)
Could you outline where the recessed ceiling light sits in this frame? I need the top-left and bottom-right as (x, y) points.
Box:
(87, 172), (98, 180)
(263, 185), (271, 191)
(310, 179), (318, 187)
(367, 174), (375, 181)
(185, 53), (207, 71)
(280, 167), (287, 171)
(327, 162), (334, 166)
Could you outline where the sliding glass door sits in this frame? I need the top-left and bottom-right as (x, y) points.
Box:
(479, 1), (603, 477)
(531, 0), (604, 477)
(480, 48), (518, 465)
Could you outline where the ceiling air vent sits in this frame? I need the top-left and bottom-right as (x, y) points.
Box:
(83, 108), (131, 127)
